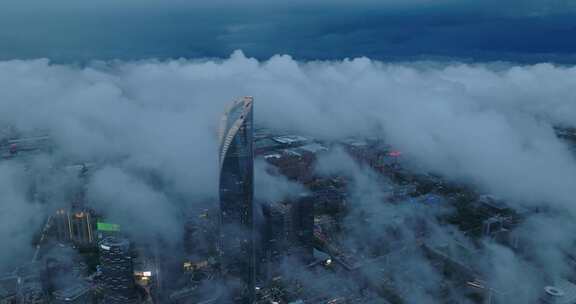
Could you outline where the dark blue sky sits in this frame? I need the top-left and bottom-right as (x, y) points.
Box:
(1, 1), (575, 63)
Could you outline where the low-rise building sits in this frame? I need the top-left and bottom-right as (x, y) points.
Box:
(52, 283), (91, 304)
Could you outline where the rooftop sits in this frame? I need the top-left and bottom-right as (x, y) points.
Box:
(540, 280), (576, 304)
(53, 283), (90, 300)
(272, 135), (309, 145)
(298, 143), (328, 154)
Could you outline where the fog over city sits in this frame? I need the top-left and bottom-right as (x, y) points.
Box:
(0, 49), (575, 302)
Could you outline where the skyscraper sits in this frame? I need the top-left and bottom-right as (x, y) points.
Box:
(69, 210), (94, 245)
(54, 209), (71, 243)
(99, 237), (138, 304)
(53, 209), (94, 246)
(218, 96), (255, 303)
(261, 196), (314, 282)
(262, 197), (314, 262)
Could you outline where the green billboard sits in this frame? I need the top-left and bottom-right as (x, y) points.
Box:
(96, 222), (120, 232)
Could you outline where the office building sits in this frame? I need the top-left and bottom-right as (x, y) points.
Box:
(99, 237), (138, 304)
(262, 196), (314, 263)
(69, 210), (94, 245)
(218, 96), (255, 303)
(53, 209), (94, 246)
(54, 209), (71, 243)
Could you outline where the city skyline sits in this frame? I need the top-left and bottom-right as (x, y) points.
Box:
(1, 1), (576, 303)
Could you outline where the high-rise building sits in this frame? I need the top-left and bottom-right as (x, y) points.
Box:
(99, 237), (138, 304)
(293, 195), (315, 259)
(54, 209), (71, 243)
(53, 209), (94, 246)
(262, 196), (314, 264)
(69, 210), (93, 245)
(218, 96), (255, 303)
(260, 195), (314, 282)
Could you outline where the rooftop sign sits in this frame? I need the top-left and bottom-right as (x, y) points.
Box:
(96, 222), (120, 232)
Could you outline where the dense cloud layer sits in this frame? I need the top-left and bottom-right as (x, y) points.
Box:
(0, 53), (575, 299)
(0, 163), (44, 271)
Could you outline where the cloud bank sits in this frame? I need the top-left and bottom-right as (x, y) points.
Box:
(0, 52), (575, 301)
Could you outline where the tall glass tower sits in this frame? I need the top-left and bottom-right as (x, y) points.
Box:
(218, 96), (255, 303)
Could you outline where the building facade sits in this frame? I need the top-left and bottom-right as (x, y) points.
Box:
(218, 96), (255, 303)
(53, 208), (94, 246)
(262, 196), (314, 262)
(99, 237), (138, 304)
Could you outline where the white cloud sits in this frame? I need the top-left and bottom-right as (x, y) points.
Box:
(1, 52), (575, 281)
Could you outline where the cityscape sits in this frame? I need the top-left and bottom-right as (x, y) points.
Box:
(1, 1), (576, 304)
(1, 94), (575, 303)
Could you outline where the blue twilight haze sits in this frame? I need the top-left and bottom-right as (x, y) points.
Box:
(1, 1), (576, 304)
(0, 0), (575, 63)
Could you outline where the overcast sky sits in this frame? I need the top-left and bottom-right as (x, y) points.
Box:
(0, 0), (575, 63)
